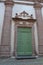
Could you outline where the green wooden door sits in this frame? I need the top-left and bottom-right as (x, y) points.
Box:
(17, 28), (32, 56)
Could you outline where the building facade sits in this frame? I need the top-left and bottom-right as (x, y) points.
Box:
(0, 0), (43, 58)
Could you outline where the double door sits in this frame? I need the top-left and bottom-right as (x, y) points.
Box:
(16, 27), (32, 57)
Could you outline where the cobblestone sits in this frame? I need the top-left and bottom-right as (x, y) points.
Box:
(0, 57), (43, 65)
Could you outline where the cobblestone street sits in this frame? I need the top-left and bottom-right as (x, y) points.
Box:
(0, 57), (43, 65)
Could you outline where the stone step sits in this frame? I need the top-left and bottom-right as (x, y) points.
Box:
(16, 56), (38, 59)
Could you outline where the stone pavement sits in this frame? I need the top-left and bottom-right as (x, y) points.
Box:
(0, 57), (43, 65)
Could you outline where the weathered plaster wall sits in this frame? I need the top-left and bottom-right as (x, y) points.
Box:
(0, 3), (5, 45)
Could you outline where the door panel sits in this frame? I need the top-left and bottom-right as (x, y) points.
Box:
(17, 27), (32, 56)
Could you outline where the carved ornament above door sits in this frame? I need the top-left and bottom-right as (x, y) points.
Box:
(12, 11), (36, 27)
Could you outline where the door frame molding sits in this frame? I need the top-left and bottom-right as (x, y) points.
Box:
(14, 25), (34, 58)
(12, 14), (36, 57)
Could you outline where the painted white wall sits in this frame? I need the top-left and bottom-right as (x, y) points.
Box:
(42, 7), (43, 18)
(34, 23), (39, 55)
(0, 3), (5, 45)
(11, 21), (15, 56)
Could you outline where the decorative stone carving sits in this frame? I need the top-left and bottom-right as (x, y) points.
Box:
(12, 11), (36, 26)
(15, 11), (33, 19)
(19, 22), (23, 24)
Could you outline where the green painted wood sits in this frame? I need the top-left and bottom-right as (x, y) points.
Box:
(17, 28), (32, 56)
